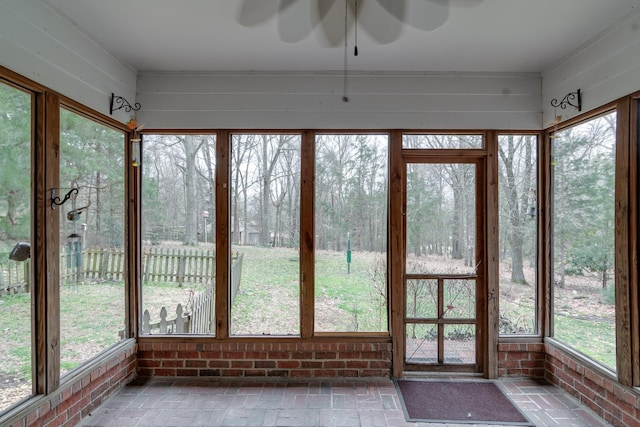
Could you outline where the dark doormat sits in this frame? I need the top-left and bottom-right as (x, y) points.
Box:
(394, 379), (534, 425)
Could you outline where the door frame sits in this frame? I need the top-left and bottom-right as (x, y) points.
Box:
(389, 131), (499, 378)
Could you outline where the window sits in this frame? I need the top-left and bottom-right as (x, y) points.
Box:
(141, 134), (216, 334)
(230, 134), (301, 336)
(498, 134), (538, 334)
(0, 81), (33, 411)
(314, 134), (388, 332)
(551, 112), (617, 370)
(403, 134), (483, 149)
(59, 108), (126, 374)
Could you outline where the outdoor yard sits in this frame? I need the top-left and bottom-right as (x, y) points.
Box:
(0, 244), (616, 412)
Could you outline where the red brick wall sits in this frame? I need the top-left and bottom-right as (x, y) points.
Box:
(545, 343), (640, 427)
(498, 342), (545, 377)
(7, 345), (136, 427)
(137, 341), (392, 378)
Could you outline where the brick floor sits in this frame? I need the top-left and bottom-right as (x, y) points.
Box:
(78, 377), (611, 427)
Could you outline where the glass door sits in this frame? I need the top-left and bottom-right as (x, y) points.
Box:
(403, 161), (484, 372)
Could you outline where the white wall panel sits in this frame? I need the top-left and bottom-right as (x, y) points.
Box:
(543, 9), (640, 125)
(137, 72), (542, 130)
(0, 0), (136, 121)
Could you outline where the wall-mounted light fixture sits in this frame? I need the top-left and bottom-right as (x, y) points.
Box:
(551, 89), (582, 112)
(110, 93), (141, 115)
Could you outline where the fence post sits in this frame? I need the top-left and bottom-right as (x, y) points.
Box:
(159, 306), (168, 334)
(24, 261), (30, 292)
(175, 304), (186, 333)
(142, 310), (151, 334)
(177, 250), (186, 287)
(230, 253), (243, 306)
(100, 248), (109, 280)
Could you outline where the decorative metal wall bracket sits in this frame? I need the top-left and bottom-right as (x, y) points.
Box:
(51, 188), (78, 209)
(551, 89), (582, 112)
(110, 93), (141, 115)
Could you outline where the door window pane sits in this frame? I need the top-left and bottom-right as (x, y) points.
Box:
(141, 135), (216, 335)
(405, 324), (437, 364)
(405, 279), (437, 319)
(314, 134), (388, 332)
(0, 81), (32, 410)
(231, 134), (300, 336)
(498, 135), (538, 334)
(406, 163), (476, 274)
(552, 112), (616, 370)
(444, 324), (475, 364)
(443, 279), (475, 320)
(59, 108), (126, 375)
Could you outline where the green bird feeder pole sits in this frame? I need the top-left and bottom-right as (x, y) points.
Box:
(347, 232), (351, 274)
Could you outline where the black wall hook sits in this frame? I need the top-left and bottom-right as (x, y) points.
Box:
(51, 188), (78, 209)
(110, 93), (141, 115)
(551, 89), (582, 112)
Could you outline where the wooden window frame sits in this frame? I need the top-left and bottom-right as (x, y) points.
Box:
(0, 66), (134, 401)
(311, 132), (390, 336)
(544, 99), (639, 387)
(495, 131), (543, 339)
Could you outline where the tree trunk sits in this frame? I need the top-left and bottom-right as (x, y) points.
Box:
(95, 171), (101, 239)
(498, 135), (532, 284)
(183, 136), (200, 245)
(202, 137), (215, 244)
(261, 141), (271, 246)
(452, 185), (464, 260)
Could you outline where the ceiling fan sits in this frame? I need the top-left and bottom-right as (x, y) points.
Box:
(236, 0), (485, 47)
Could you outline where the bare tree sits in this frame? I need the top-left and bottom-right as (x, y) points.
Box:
(498, 135), (535, 284)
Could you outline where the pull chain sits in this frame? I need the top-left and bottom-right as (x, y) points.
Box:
(354, 0), (359, 56)
(343, 0), (349, 102)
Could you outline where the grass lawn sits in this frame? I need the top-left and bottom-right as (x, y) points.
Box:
(0, 244), (618, 411)
(227, 246), (387, 334)
(230, 246), (300, 335)
(59, 282), (126, 374)
(554, 315), (616, 370)
(314, 249), (387, 332)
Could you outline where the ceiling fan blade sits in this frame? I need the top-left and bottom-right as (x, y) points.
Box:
(365, 0), (404, 44)
(447, 0), (485, 8)
(278, 0), (316, 43)
(236, 0), (281, 27)
(376, 0), (405, 21)
(315, 0), (346, 47)
(406, 0), (450, 32)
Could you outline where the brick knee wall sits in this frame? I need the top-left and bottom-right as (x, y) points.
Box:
(498, 342), (545, 377)
(6, 344), (136, 427)
(137, 341), (392, 378)
(545, 343), (640, 427)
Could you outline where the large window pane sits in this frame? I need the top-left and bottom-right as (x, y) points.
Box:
(59, 108), (126, 375)
(0, 81), (32, 411)
(314, 134), (388, 332)
(231, 134), (300, 336)
(552, 112), (616, 370)
(141, 135), (216, 335)
(498, 135), (538, 334)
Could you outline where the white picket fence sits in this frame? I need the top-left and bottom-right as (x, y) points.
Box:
(141, 254), (243, 335)
(0, 260), (30, 296)
(141, 284), (215, 334)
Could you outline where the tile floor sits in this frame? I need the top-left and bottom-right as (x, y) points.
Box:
(78, 377), (611, 427)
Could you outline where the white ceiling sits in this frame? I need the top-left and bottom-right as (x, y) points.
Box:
(44, 0), (639, 73)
